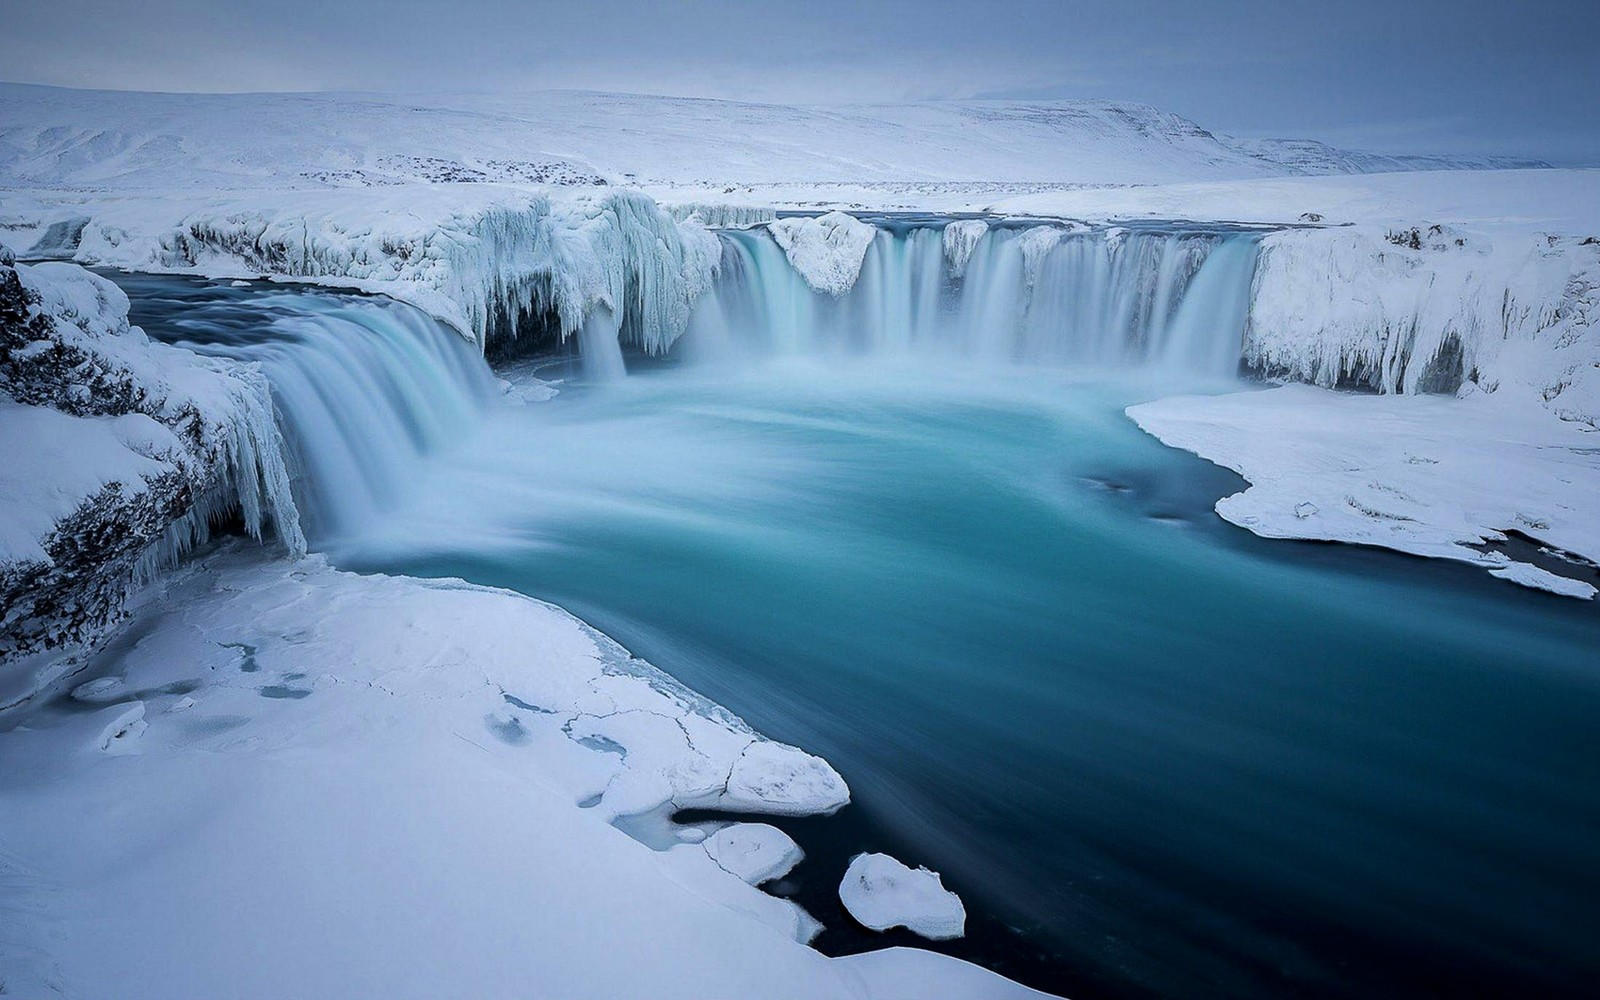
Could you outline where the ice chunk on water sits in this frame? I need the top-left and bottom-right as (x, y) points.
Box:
(703, 823), (803, 885)
(721, 739), (849, 815)
(839, 852), (966, 940)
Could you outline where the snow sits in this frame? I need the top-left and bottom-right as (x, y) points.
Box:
(0, 544), (1051, 999)
(985, 169), (1600, 233)
(766, 211), (878, 296)
(2, 261), (304, 564)
(1, 84), (1510, 193)
(1128, 384), (1600, 599)
(0, 403), (171, 563)
(703, 823), (805, 885)
(840, 853), (967, 941)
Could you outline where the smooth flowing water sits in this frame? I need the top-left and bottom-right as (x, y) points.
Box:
(119, 254), (1600, 1000)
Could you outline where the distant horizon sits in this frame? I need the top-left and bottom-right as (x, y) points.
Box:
(0, 77), (1589, 169)
(3, 0), (1596, 166)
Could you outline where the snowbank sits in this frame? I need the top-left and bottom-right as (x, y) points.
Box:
(0, 259), (301, 675)
(766, 211), (878, 296)
(840, 853), (967, 941)
(0, 545), (1049, 999)
(1128, 384), (1600, 598)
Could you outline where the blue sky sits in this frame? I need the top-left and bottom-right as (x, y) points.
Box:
(2, 0), (1595, 163)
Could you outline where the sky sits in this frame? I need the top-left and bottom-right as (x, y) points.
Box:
(2, 0), (1596, 164)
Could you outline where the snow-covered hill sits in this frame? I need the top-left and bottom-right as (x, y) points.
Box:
(0, 83), (1544, 191)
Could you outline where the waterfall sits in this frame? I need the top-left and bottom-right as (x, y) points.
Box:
(683, 222), (1261, 376)
(144, 284), (498, 541)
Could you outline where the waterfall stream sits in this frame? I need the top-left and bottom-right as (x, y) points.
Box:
(682, 223), (1260, 375)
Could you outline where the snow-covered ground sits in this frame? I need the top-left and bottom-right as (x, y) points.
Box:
(1129, 385), (1599, 598)
(0, 544), (1052, 999)
(0, 84), (1542, 193)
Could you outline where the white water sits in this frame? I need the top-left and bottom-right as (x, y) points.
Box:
(684, 223), (1261, 376)
(122, 276), (497, 540)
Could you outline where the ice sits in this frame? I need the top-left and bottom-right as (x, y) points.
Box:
(839, 852), (967, 940)
(941, 219), (988, 278)
(720, 737), (850, 815)
(766, 211), (878, 296)
(702, 822), (804, 885)
(93, 700), (146, 754)
(2, 259), (304, 666)
(70, 676), (125, 703)
(1487, 560), (1598, 599)
(1129, 384), (1600, 599)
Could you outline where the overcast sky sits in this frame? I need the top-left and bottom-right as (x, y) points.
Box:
(3, 0), (1596, 163)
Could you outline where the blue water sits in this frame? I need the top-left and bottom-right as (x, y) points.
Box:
(119, 270), (1600, 1000)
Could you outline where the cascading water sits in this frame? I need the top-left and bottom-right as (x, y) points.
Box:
(681, 222), (1261, 376)
(118, 275), (498, 541)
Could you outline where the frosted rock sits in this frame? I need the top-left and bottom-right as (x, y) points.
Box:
(1294, 501), (1319, 519)
(703, 823), (803, 885)
(167, 696), (196, 713)
(766, 211), (876, 296)
(839, 852), (966, 940)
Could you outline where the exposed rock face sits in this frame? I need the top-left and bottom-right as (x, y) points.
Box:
(0, 259), (302, 676)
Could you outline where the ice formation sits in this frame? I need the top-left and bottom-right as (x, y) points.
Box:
(765, 211), (879, 297)
(941, 219), (989, 278)
(702, 823), (804, 885)
(1246, 228), (1600, 424)
(11, 187), (722, 358)
(1, 259), (302, 673)
(839, 852), (967, 940)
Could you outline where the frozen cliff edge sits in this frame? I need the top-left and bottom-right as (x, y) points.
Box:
(8, 186), (722, 357)
(0, 257), (303, 699)
(1246, 227), (1600, 426)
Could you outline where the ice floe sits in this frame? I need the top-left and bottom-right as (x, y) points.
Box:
(840, 852), (967, 941)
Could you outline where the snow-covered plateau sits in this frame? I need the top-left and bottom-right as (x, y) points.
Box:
(2, 83), (1598, 999)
